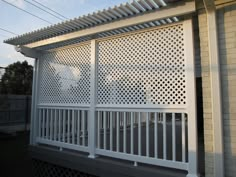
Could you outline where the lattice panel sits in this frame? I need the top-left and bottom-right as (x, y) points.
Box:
(97, 24), (186, 105)
(38, 44), (91, 105)
(32, 159), (99, 177)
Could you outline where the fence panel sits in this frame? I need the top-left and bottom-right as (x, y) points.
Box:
(0, 95), (31, 126)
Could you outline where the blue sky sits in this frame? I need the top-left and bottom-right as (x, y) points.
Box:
(0, 0), (128, 67)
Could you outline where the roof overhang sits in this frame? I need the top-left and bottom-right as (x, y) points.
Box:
(4, 0), (196, 52)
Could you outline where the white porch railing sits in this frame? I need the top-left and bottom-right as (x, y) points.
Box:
(95, 111), (188, 170)
(36, 106), (89, 153)
(35, 107), (188, 170)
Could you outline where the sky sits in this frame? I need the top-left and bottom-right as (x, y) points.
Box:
(0, 0), (128, 67)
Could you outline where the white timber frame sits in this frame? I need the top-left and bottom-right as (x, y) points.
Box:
(24, 0), (196, 49)
(203, 0), (224, 177)
(14, 2), (199, 177)
(30, 19), (198, 177)
(184, 19), (198, 177)
(30, 58), (40, 145)
(88, 39), (97, 158)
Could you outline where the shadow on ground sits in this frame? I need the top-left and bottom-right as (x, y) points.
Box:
(0, 131), (32, 177)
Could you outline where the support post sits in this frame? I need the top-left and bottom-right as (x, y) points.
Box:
(88, 39), (97, 158)
(184, 19), (199, 177)
(30, 58), (39, 145)
(203, 0), (224, 176)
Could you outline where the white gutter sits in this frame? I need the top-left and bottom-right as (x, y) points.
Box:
(203, 1), (224, 177)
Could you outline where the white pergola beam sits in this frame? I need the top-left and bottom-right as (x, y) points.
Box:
(15, 45), (41, 58)
(25, 0), (195, 48)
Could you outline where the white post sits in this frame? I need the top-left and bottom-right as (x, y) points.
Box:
(29, 59), (36, 144)
(184, 19), (199, 177)
(88, 39), (97, 158)
(30, 58), (40, 145)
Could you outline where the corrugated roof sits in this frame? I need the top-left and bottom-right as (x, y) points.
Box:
(4, 0), (181, 46)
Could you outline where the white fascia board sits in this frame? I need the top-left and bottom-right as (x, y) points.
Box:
(25, 0), (195, 49)
(15, 45), (41, 58)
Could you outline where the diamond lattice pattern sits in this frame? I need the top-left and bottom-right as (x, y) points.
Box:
(38, 44), (91, 105)
(97, 24), (186, 105)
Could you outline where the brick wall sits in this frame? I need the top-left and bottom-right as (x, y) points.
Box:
(217, 4), (236, 177)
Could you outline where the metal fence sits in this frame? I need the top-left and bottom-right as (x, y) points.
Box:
(0, 95), (31, 127)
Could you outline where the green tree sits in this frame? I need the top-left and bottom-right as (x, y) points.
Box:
(0, 61), (33, 95)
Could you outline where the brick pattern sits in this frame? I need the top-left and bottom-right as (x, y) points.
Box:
(217, 5), (236, 177)
(198, 10), (214, 177)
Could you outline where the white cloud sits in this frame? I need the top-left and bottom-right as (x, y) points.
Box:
(79, 0), (86, 4)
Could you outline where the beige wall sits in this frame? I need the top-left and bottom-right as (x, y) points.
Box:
(197, 1), (236, 177)
(217, 4), (236, 177)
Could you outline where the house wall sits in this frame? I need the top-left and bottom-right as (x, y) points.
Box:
(197, 1), (236, 177)
(217, 4), (236, 177)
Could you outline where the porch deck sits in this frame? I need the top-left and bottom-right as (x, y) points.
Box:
(30, 144), (187, 177)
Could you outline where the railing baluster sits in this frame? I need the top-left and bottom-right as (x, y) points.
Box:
(72, 110), (75, 144)
(67, 110), (70, 143)
(97, 111), (100, 148)
(86, 111), (88, 146)
(163, 113), (167, 160)
(131, 112), (134, 154)
(38, 109), (41, 138)
(63, 110), (66, 142)
(42, 109), (45, 138)
(50, 109), (53, 140)
(110, 112), (113, 150)
(146, 113), (149, 157)
(138, 112), (141, 156)
(82, 110), (85, 146)
(54, 109), (57, 141)
(58, 110), (61, 142)
(154, 112), (158, 158)
(46, 109), (49, 139)
(182, 113), (186, 162)
(108, 113), (110, 129)
(77, 110), (81, 145)
(172, 113), (176, 161)
(123, 112), (126, 153)
(103, 111), (107, 149)
(116, 112), (120, 152)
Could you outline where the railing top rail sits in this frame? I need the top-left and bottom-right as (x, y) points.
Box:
(95, 107), (187, 113)
(38, 104), (90, 110)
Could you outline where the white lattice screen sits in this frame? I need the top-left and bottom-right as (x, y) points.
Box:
(38, 43), (91, 105)
(33, 20), (198, 175)
(97, 24), (186, 105)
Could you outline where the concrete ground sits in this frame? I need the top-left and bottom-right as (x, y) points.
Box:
(0, 131), (32, 177)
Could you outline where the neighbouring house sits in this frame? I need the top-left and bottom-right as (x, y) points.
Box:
(4, 0), (236, 177)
